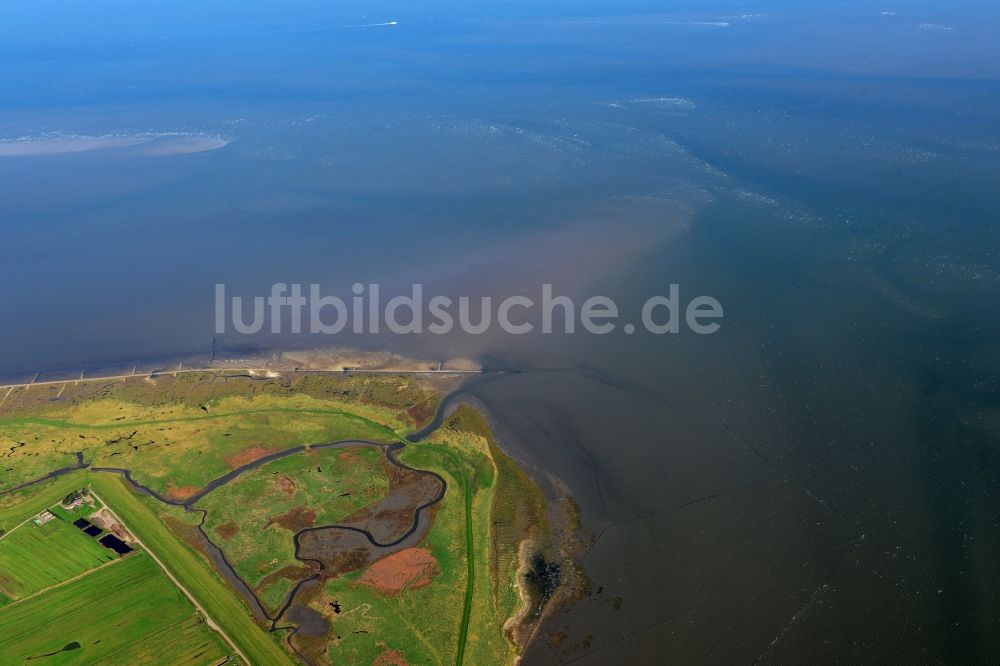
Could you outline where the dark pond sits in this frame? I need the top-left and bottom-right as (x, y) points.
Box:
(99, 534), (133, 556)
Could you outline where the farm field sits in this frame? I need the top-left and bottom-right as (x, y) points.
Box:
(0, 470), (89, 533)
(0, 500), (116, 605)
(0, 551), (231, 665)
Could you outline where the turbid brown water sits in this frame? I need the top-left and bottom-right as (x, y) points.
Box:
(434, 195), (1000, 663)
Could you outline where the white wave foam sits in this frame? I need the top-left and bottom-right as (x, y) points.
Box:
(627, 97), (696, 110)
(656, 20), (730, 28)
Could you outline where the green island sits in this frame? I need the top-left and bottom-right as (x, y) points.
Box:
(0, 369), (582, 664)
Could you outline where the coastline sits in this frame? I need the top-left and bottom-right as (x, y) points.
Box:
(0, 346), (493, 392)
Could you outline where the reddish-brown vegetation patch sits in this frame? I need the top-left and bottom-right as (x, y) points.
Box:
(268, 506), (316, 532)
(225, 446), (277, 469)
(358, 548), (439, 595)
(406, 401), (435, 427)
(164, 483), (201, 501)
(336, 449), (361, 464)
(275, 474), (296, 496)
(373, 645), (409, 666)
(215, 520), (240, 540)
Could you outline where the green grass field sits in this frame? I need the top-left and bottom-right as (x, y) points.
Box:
(0, 372), (436, 498)
(316, 442), (477, 665)
(196, 444), (391, 611)
(0, 506), (116, 605)
(89, 473), (296, 666)
(0, 552), (230, 665)
(309, 406), (543, 665)
(0, 403), (399, 499)
(0, 470), (89, 536)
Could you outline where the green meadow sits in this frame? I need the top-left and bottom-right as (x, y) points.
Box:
(0, 506), (116, 605)
(0, 470), (88, 537)
(196, 444), (391, 611)
(317, 406), (546, 665)
(0, 372), (436, 498)
(0, 551), (230, 665)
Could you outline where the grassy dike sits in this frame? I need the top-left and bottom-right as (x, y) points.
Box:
(89, 472), (296, 666)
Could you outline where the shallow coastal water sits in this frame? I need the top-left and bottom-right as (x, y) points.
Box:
(4, 1), (1000, 662)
